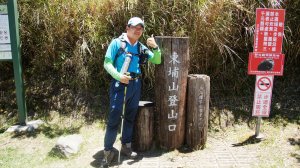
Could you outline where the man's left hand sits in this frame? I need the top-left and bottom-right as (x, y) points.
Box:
(147, 34), (158, 49)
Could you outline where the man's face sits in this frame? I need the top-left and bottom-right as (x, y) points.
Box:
(127, 24), (144, 42)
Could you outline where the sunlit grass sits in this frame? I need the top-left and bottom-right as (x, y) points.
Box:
(0, 116), (106, 168)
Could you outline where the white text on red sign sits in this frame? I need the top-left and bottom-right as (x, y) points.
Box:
(254, 8), (285, 53)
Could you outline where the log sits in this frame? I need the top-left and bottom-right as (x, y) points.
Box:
(132, 101), (154, 151)
(186, 74), (210, 149)
(154, 36), (189, 149)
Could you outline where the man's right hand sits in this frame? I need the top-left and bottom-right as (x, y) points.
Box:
(147, 34), (158, 49)
(120, 74), (132, 84)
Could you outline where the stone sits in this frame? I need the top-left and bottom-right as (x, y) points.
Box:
(55, 134), (83, 157)
(27, 120), (44, 129)
(6, 120), (44, 133)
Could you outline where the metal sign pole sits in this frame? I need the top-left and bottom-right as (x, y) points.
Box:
(7, 0), (27, 125)
(255, 117), (261, 137)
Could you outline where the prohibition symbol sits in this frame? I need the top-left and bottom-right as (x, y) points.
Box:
(257, 77), (272, 91)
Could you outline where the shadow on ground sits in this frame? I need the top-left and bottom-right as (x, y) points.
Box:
(231, 135), (262, 147)
(288, 138), (300, 163)
(288, 138), (300, 147)
(90, 147), (164, 168)
(290, 153), (300, 163)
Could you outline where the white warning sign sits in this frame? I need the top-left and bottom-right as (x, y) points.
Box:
(252, 75), (274, 117)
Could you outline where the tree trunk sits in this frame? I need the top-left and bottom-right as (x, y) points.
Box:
(186, 74), (210, 149)
(133, 101), (154, 151)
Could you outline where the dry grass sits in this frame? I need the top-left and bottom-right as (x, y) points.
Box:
(0, 0), (299, 129)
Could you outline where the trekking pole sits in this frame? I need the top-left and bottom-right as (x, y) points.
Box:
(118, 84), (127, 164)
(118, 53), (132, 164)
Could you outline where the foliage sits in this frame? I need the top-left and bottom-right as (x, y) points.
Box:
(0, 0), (299, 123)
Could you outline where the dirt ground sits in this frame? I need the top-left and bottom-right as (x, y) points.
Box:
(94, 122), (300, 168)
(1, 120), (299, 168)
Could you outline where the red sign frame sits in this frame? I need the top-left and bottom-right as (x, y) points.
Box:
(248, 52), (285, 76)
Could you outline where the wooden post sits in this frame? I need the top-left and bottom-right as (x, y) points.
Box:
(154, 36), (189, 150)
(186, 74), (210, 149)
(132, 101), (154, 151)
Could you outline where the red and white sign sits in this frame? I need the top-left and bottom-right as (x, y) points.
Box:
(253, 8), (285, 53)
(248, 52), (285, 76)
(252, 75), (274, 117)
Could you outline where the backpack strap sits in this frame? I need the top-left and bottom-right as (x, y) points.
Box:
(137, 41), (142, 55)
(113, 35), (127, 66)
(113, 35), (147, 67)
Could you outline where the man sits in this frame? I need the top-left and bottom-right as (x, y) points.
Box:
(103, 17), (161, 165)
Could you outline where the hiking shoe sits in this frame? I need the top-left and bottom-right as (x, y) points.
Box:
(102, 150), (115, 167)
(120, 143), (138, 159)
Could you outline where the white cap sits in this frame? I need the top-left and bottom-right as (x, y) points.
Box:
(127, 17), (144, 27)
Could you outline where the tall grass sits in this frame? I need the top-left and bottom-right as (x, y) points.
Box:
(0, 0), (299, 123)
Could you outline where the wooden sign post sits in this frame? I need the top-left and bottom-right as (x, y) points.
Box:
(154, 36), (189, 149)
